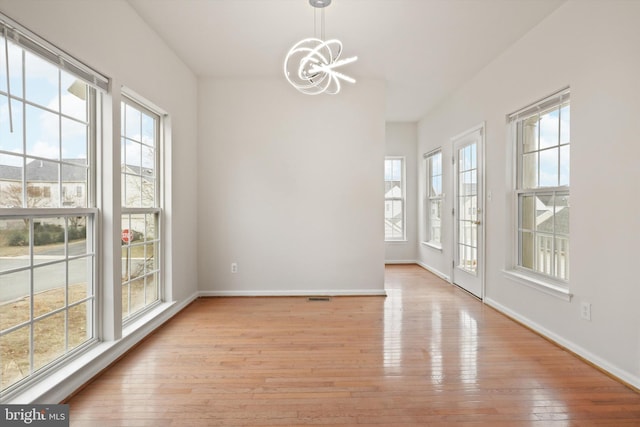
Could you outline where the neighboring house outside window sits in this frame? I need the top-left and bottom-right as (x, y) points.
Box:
(384, 157), (405, 241)
(121, 97), (162, 320)
(510, 88), (570, 284)
(0, 18), (101, 395)
(424, 150), (442, 248)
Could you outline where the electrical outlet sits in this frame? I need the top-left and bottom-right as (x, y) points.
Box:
(580, 302), (591, 321)
(231, 263), (238, 274)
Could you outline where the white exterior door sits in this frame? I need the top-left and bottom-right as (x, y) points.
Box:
(452, 125), (484, 299)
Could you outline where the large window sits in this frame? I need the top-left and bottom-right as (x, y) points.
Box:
(511, 89), (570, 283)
(0, 16), (104, 395)
(121, 97), (161, 320)
(384, 157), (405, 241)
(424, 150), (442, 247)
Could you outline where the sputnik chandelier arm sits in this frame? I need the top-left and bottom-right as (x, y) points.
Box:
(284, 0), (357, 95)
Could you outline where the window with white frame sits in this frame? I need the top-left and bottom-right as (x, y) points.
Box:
(121, 97), (161, 320)
(510, 88), (570, 283)
(424, 150), (442, 247)
(0, 15), (106, 395)
(384, 157), (405, 241)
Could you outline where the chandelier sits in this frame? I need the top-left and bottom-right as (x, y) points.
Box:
(284, 0), (357, 95)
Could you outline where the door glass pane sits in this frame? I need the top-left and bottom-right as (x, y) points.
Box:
(457, 143), (477, 274)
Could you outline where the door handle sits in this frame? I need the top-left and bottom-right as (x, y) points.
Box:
(473, 221), (481, 225)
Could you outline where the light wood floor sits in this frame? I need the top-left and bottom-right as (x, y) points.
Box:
(67, 265), (640, 426)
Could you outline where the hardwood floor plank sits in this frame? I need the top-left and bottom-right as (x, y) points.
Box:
(66, 265), (640, 425)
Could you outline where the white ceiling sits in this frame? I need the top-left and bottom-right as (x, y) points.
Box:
(127, 0), (565, 122)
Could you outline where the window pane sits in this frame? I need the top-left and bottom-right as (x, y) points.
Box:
(26, 105), (60, 160)
(521, 152), (537, 189)
(0, 40), (24, 96)
(144, 243), (156, 273)
(535, 195), (554, 232)
(145, 213), (157, 241)
(146, 273), (158, 305)
(122, 282), (130, 318)
(122, 246), (130, 282)
(560, 104), (570, 145)
(124, 103), (141, 140)
(555, 237), (569, 280)
(429, 199), (441, 244)
(33, 218), (65, 263)
(560, 145), (570, 186)
(555, 194), (570, 235)
(0, 219), (29, 268)
(62, 164), (88, 208)
(536, 234), (553, 276)
(520, 195), (534, 230)
(61, 74), (87, 121)
(33, 263), (66, 317)
(0, 96), (24, 153)
(61, 117), (88, 163)
(24, 51), (59, 111)
(124, 174), (142, 207)
(522, 115), (538, 153)
(0, 325), (30, 391)
(124, 140), (142, 168)
(68, 217), (87, 254)
(33, 312), (65, 370)
(433, 152), (441, 175)
(539, 148), (559, 187)
(129, 278), (145, 315)
(141, 175), (155, 208)
(0, 270), (31, 329)
(141, 113), (155, 147)
(520, 231), (534, 269)
(68, 258), (90, 305)
(68, 301), (92, 351)
(539, 107), (559, 149)
(0, 155), (24, 208)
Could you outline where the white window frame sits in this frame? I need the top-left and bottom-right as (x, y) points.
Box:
(423, 149), (443, 249)
(0, 14), (105, 398)
(120, 94), (163, 323)
(504, 88), (571, 300)
(384, 156), (406, 242)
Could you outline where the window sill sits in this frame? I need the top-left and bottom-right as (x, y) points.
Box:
(503, 269), (572, 302)
(421, 241), (442, 251)
(385, 239), (408, 243)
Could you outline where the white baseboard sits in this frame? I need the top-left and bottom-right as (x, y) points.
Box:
(485, 297), (640, 391)
(416, 261), (451, 282)
(199, 289), (387, 297)
(385, 260), (418, 264)
(11, 292), (199, 404)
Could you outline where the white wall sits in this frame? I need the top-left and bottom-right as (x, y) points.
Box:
(385, 122), (418, 263)
(0, 0), (199, 401)
(417, 0), (640, 387)
(198, 78), (386, 296)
